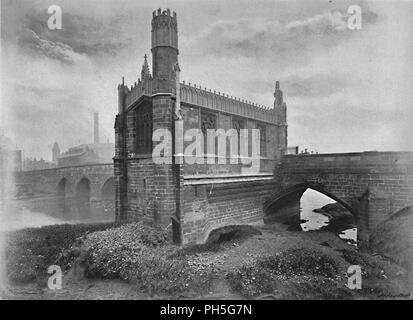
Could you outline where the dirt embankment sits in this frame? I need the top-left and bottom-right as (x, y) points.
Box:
(2, 217), (412, 300)
(369, 206), (413, 273)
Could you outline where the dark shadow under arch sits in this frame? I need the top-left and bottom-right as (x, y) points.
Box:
(264, 182), (358, 220)
(101, 177), (115, 201)
(57, 178), (67, 197)
(75, 177), (91, 206)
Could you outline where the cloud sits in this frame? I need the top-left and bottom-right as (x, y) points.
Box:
(286, 11), (348, 31)
(283, 74), (351, 99)
(0, 0), (411, 159)
(21, 29), (89, 64)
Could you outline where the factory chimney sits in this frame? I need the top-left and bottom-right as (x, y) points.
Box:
(94, 112), (99, 145)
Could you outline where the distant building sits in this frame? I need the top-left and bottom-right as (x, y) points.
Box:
(57, 145), (98, 167)
(55, 112), (115, 167)
(52, 142), (60, 164)
(23, 157), (54, 171)
(57, 143), (114, 167)
(287, 146), (299, 155)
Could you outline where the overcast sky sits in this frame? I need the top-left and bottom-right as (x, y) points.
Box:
(1, 0), (412, 160)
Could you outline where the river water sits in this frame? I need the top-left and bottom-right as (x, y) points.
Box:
(2, 190), (357, 244)
(0, 196), (115, 232)
(300, 189), (357, 244)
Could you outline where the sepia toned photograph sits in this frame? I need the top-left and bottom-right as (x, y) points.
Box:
(0, 0), (412, 305)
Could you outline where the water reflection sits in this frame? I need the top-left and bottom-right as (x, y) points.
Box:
(2, 196), (115, 232)
(300, 189), (357, 244)
(0, 207), (64, 231)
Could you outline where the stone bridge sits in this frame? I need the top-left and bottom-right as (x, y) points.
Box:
(12, 152), (413, 242)
(265, 151), (413, 240)
(14, 163), (114, 202)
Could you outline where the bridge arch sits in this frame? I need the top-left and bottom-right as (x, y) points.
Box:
(263, 182), (358, 223)
(101, 177), (115, 200)
(75, 177), (91, 205)
(57, 177), (67, 197)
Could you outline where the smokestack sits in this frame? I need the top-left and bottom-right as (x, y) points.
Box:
(94, 112), (99, 145)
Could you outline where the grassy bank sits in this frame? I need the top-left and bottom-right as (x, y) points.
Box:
(4, 222), (115, 284)
(226, 247), (351, 299)
(4, 221), (412, 299)
(83, 223), (217, 296)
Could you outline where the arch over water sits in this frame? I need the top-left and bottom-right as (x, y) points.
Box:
(75, 177), (91, 206)
(264, 182), (358, 223)
(57, 178), (67, 197)
(101, 177), (115, 200)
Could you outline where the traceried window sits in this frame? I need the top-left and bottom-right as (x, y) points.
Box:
(201, 111), (217, 156)
(232, 117), (245, 156)
(257, 123), (267, 157)
(136, 105), (152, 154)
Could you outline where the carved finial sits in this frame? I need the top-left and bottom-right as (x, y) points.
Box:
(141, 54), (151, 79)
(274, 80), (283, 107)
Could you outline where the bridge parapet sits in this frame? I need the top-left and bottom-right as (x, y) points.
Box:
(14, 163), (114, 200)
(281, 151), (413, 174)
(273, 151), (413, 240)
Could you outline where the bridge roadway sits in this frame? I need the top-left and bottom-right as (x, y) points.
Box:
(14, 163), (114, 201)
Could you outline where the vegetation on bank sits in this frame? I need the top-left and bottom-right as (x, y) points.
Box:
(4, 217), (412, 299)
(369, 206), (413, 272)
(226, 248), (352, 299)
(4, 222), (115, 284)
(83, 223), (216, 296)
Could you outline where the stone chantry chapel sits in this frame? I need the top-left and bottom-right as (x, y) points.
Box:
(114, 8), (413, 244)
(114, 9), (287, 244)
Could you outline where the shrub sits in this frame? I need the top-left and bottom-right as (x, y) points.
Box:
(83, 222), (216, 296)
(5, 222), (115, 284)
(226, 248), (342, 298)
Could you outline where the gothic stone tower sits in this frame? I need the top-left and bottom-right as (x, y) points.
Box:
(114, 8), (180, 241)
(151, 8), (178, 94)
(114, 8), (288, 245)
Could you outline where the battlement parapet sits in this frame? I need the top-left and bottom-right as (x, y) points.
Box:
(124, 78), (277, 124)
(151, 8), (178, 49)
(179, 82), (276, 124)
(124, 77), (153, 108)
(152, 8), (177, 19)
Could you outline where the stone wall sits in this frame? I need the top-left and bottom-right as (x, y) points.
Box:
(181, 178), (277, 244)
(278, 151), (413, 236)
(14, 164), (113, 200)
